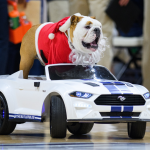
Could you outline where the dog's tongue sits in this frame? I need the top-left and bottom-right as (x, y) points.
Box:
(90, 48), (96, 52)
(90, 40), (97, 46)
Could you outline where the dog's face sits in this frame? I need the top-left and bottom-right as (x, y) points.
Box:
(69, 14), (102, 53)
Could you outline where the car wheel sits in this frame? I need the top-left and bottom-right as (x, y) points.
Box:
(50, 96), (67, 138)
(67, 122), (94, 135)
(0, 94), (16, 135)
(127, 122), (146, 139)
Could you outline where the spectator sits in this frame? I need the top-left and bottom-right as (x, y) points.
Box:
(0, 0), (9, 75)
(7, 0), (44, 76)
(142, 0), (150, 91)
(18, 0), (45, 75)
(118, 0), (143, 37)
(68, 0), (114, 70)
(113, 0), (143, 70)
(47, 0), (69, 22)
(0, 0), (26, 75)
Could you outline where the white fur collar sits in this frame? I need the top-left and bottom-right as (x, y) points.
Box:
(67, 34), (107, 66)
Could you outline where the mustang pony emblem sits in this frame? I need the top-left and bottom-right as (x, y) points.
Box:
(117, 96), (126, 101)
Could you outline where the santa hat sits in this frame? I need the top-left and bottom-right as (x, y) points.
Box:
(48, 13), (82, 40)
(48, 16), (71, 40)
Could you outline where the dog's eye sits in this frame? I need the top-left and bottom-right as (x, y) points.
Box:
(85, 26), (91, 29)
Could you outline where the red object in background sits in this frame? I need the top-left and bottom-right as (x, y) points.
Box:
(8, 0), (32, 44)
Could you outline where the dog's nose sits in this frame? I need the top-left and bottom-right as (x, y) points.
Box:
(94, 28), (100, 37)
(94, 28), (100, 32)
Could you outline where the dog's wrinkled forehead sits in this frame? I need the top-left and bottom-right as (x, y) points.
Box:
(68, 13), (102, 43)
(79, 16), (102, 27)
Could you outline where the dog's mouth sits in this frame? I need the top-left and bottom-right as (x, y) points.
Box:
(82, 36), (99, 52)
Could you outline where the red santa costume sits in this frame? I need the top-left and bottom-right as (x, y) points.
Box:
(35, 17), (72, 66)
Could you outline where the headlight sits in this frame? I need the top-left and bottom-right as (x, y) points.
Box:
(69, 91), (93, 99)
(143, 92), (150, 99)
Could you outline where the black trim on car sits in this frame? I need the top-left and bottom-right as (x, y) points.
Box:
(84, 82), (100, 87)
(100, 112), (140, 117)
(67, 118), (149, 123)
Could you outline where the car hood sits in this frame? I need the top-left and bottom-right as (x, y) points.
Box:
(55, 79), (147, 95)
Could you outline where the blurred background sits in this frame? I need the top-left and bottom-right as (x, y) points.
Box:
(1, 0), (150, 147)
(1, 0), (150, 92)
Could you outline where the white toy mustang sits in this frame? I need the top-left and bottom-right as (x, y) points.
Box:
(0, 64), (149, 139)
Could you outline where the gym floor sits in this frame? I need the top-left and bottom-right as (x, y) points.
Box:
(0, 122), (150, 149)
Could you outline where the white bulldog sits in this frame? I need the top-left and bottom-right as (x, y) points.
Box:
(65, 13), (107, 65)
(20, 13), (107, 79)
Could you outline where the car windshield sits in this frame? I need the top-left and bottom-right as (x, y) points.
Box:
(48, 65), (116, 81)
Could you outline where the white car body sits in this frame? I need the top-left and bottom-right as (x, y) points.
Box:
(0, 63), (150, 123)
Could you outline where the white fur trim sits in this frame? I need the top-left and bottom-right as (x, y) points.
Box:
(59, 13), (81, 32)
(48, 33), (55, 39)
(74, 13), (81, 16)
(59, 17), (71, 32)
(35, 22), (54, 66)
(68, 37), (107, 66)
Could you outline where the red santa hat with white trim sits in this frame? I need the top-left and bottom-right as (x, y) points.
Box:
(48, 13), (81, 40)
(48, 16), (71, 40)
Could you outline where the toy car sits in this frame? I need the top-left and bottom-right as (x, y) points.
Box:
(0, 64), (149, 139)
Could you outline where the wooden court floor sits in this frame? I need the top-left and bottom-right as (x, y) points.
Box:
(0, 122), (150, 149)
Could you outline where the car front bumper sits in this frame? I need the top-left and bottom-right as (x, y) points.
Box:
(66, 96), (150, 121)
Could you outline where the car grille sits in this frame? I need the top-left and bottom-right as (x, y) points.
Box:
(100, 112), (140, 117)
(94, 94), (145, 106)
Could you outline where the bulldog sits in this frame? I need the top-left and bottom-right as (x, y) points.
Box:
(20, 13), (107, 79)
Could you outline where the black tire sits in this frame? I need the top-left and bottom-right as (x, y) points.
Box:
(50, 96), (67, 138)
(0, 94), (16, 135)
(67, 122), (94, 135)
(127, 122), (146, 139)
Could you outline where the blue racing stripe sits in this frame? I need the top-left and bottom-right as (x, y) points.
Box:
(114, 82), (125, 85)
(101, 82), (124, 85)
(123, 106), (133, 112)
(101, 81), (133, 94)
(122, 116), (132, 118)
(122, 93), (133, 95)
(9, 113), (41, 121)
(101, 82), (113, 85)
(104, 85), (122, 94)
(110, 106), (121, 118)
(111, 106), (121, 112)
(81, 79), (93, 80)
(115, 85), (133, 94)
(110, 116), (121, 118)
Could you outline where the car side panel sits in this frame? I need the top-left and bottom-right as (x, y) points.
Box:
(0, 80), (19, 114)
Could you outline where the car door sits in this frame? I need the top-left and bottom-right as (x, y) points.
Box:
(14, 78), (46, 115)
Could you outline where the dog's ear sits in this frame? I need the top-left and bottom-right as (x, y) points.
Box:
(71, 15), (83, 25)
(59, 13), (82, 32)
(90, 16), (96, 19)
